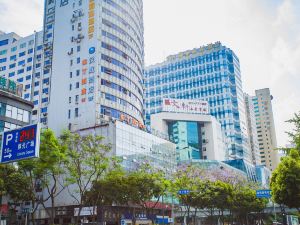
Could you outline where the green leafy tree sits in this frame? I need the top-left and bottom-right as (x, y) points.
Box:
(126, 166), (171, 224)
(84, 168), (128, 222)
(18, 129), (67, 225)
(60, 130), (112, 223)
(271, 149), (300, 212)
(286, 113), (300, 152)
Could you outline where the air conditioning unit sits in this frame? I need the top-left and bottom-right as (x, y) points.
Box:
(78, 26), (82, 31)
(43, 113), (48, 116)
(76, 39), (81, 43)
(70, 18), (76, 23)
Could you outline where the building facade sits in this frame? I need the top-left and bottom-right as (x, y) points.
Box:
(244, 93), (260, 165)
(145, 42), (250, 162)
(0, 77), (33, 132)
(252, 88), (280, 171)
(0, 31), (48, 126)
(151, 111), (225, 162)
(43, 0), (144, 134)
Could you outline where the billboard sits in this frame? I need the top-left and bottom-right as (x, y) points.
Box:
(162, 98), (209, 114)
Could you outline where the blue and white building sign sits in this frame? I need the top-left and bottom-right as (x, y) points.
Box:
(256, 189), (272, 198)
(0, 124), (40, 163)
(178, 189), (190, 195)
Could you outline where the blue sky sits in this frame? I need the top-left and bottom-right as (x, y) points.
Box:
(0, 0), (299, 146)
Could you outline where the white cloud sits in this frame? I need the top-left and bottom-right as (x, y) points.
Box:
(144, 0), (300, 146)
(0, 0), (299, 147)
(0, 0), (43, 36)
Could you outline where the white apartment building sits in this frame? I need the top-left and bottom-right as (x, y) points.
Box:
(44, 0), (144, 134)
(244, 93), (260, 165)
(252, 88), (280, 171)
(0, 31), (49, 126)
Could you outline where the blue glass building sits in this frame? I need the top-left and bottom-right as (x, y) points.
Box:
(145, 42), (250, 161)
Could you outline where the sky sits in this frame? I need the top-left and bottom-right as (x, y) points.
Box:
(0, 0), (299, 146)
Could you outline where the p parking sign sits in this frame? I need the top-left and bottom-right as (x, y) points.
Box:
(0, 124), (40, 163)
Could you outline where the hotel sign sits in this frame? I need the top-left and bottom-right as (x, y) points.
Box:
(162, 98), (209, 114)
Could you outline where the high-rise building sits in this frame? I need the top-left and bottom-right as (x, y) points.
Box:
(145, 42), (250, 161)
(244, 93), (260, 165)
(0, 31), (48, 126)
(252, 88), (280, 171)
(43, 0), (144, 133)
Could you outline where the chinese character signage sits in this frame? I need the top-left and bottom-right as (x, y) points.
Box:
(256, 189), (271, 198)
(162, 98), (209, 114)
(0, 124), (40, 163)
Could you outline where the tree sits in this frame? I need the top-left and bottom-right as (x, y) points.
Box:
(84, 168), (129, 222)
(271, 149), (300, 212)
(18, 129), (67, 225)
(280, 112), (300, 154)
(60, 130), (113, 223)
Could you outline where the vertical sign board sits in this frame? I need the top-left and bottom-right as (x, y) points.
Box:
(0, 124), (40, 164)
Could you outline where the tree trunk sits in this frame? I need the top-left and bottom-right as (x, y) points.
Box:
(51, 196), (55, 224)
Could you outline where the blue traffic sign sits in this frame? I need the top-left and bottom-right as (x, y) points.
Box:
(178, 189), (190, 195)
(0, 124), (40, 163)
(256, 189), (272, 198)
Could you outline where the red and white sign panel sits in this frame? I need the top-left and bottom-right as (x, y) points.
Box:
(162, 98), (209, 114)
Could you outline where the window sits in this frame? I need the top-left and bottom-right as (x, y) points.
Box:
(18, 60), (25, 66)
(34, 91), (39, 96)
(35, 72), (40, 78)
(70, 72), (72, 78)
(19, 51), (25, 57)
(69, 84), (72, 90)
(9, 63), (16, 69)
(28, 40), (34, 45)
(0, 50), (7, 55)
(17, 78), (23, 82)
(0, 39), (9, 46)
(0, 58), (7, 63)
(0, 66), (6, 71)
(17, 69), (24, 74)
(77, 46), (80, 52)
(43, 88), (49, 94)
(25, 84), (30, 89)
(76, 82), (79, 88)
(42, 97), (48, 103)
(28, 49), (33, 54)
(41, 107), (47, 113)
(70, 60), (73, 66)
(27, 57), (33, 63)
(68, 110), (71, 119)
(37, 45), (43, 51)
(43, 78), (50, 84)
(75, 108), (79, 117)
(72, 25), (75, 31)
(8, 72), (15, 77)
(76, 70), (80, 76)
(24, 93), (30, 99)
(75, 95), (79, 103)
(34, 81), (39, 86)
(27, 66), (32, 71)
(77, 57), (80, 64)
(20, 43), (26, 48)
(69, 97), (71, 103)
(10, 55), (16, 61)
(11, 46), (17, 52)
(46, 33), (52, 39)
